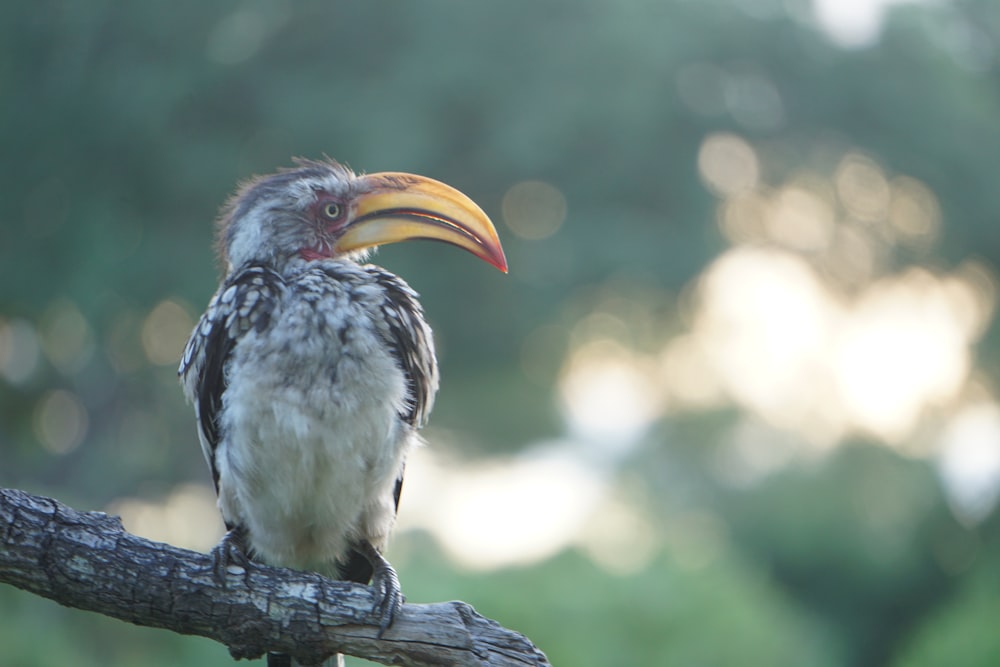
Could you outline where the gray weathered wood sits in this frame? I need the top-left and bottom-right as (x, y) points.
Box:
(0, 487), (550, 666)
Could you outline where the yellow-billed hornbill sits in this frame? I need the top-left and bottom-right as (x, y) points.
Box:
(178, 159), (506, 663)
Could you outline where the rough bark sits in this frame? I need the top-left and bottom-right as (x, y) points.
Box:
(0, 487), (550, 666)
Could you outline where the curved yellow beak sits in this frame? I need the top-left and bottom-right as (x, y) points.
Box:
(335, 172), (508, 273)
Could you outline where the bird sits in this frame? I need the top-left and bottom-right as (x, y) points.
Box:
(178, 158), (506, 666)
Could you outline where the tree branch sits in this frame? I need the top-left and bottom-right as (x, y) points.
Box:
(0, 487), (550, 666)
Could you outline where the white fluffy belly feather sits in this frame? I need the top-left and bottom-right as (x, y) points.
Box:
(215, 311), (410, 575)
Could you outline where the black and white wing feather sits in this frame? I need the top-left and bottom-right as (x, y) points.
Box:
(178, 264), (284, 491)
(369, 267), (440, 429)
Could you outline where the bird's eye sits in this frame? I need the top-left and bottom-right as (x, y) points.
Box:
(322, 202), (343, 219)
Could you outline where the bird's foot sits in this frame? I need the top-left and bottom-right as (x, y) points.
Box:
(358, 541), (404, 637)
(370, 562), (403, 637)
(210, 526), (252, 587)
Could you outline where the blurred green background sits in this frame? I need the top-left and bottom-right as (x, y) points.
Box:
(4, 1), (1000, 665)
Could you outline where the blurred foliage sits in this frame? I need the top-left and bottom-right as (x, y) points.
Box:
(895, 553), (1000, 666)
(4, 0), (1000, 666)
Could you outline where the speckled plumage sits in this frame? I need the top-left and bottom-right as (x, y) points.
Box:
(179, 260), (437, 577)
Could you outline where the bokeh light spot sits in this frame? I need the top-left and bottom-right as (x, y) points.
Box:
(659, 334), (724, 410)
(698, 133), (760, 198)
(206, 3), (281, 65)
(952, 260), (998, 338)
(695, 247), (836, 437)
(39, 299), (94, 375)
(142, 299), (195, 366)
(723, 69), (786, 131)
(559, 339), (662, 450)
(34, 390), (88, 454)
(890, 175), (941, 248)
(0, 318), (41, 385)
(765, 185), (836, 252)
(937, 402), (1000, 525)
(719, 191), (768, 244)
(835, 270), (971, 441)
(501, 180), (567, 241)
(826, 224), (877, 287)
(835, 152), (890, 222)
(812, 0), (921, 49)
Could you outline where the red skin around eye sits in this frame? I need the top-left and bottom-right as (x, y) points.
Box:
(300, 195), (350, 260)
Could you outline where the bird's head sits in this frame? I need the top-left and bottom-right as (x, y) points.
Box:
(217, 158), (507, 274)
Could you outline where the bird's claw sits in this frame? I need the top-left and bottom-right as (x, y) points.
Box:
(357, 540), (403, 636)
(370, 560), (403, 637)
(210, 527), (252, 587)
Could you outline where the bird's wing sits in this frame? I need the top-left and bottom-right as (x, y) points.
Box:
(178, 265), (284, 492)
(367, 267), (439, 534)
(369, 268), (440, 429)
